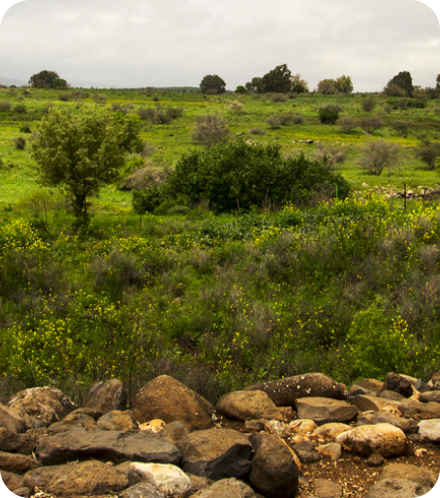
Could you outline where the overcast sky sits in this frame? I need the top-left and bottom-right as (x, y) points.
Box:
(0, 0), (439, 91)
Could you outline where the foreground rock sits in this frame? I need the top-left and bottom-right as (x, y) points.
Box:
(8, 387), (77, 426)
(313, 479), (343, 498)
(37, 429), (181, 466)
(337, 424), (407, 458)
(97, 410), (139, 431)
(43, 460), (129, 496)
(120, 482), (165, 498)
(47, 412), (97, 434)
(177, 428), (252, 480)
(398, 399), (440, 420)
(0, 404), (28, 433)
(216, 390), (283, 421)
(348, 395), (401, 415)
(83, 379), (128, 412)
(159, 421), (191, 445)
(381, 373), (413, 398)
(127, 463), (191, 496)
(249, 433), (298, 498)
(365, 478), (431, 497)
(356, 413), (418, 434)
(0, 451), (41, 474)
(191, 478), (256, 498)
(417, 419), (440, 442)
(379, 463), (437, 487)
(295, 397), (358, 424)
(244, 373), (347, 406)
(132, 375), (214, 430)
(0, 470), (25, 491)
(0, 427), (48, 455)
(313, 423), (350, 439)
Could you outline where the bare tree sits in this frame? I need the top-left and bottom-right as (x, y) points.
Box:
(358, 140), (401, 175)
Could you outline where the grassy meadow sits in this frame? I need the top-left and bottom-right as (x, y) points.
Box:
(1, 85), (440, 403)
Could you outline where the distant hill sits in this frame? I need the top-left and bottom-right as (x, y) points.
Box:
(0, 75), (27, 87)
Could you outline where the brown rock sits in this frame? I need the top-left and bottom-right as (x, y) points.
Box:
(67, 407), (104, 421)
(12, 487), (30, 497)
(379, 390), (406, 402)
(367, 453), (385, 467)
(187, 473), (214, 494)
(8, 387), (76, 426)
(379, 463), (437, 487)
(0, 451), (42, 474)
(356, 413), (418, 434)
(177, 428), (252, 480)
(48, 412), (97, 433)
(0, 470), (24, 491)
(292, 441), (321, 463)
(97, 410), (139, 431)
(348, 395), (401, 415)
(295, 397), (358, 424)
(120, 482), (165, 498)
(244, 373), (347, 406)
(398, 399), (440, 420)
(313, 479), (343, 498)
(36, 429), (181, 466)
(279, 407), (295, 422)
(337, 424), (407, 458)
(317, 443), (341, 461)
(216, 391), (283, 422)
(249, 433), (298, 498)
(44, 460), (129, 496)
(382, 373), (413, 398)
(83, 379), (128, 412)
(289, 419), (317, 434)
(356, 379), (384, 393)
(0, 404), (27, 433)
(0, 427), (49, 455)
(23, 464), (68, 488)
(313, 423), (350, 439)
(190, 478), (257, 498)
(159, 421), (190, 445)
(131, 375), (214, 430)
(418, 391), (440, 403)
(243, 420), (266, 433)
(365, 478), (431, 497)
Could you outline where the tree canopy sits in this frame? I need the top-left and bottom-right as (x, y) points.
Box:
(260, 64), (292, 93)
(386, 71), (414, 97)
(29, 70), (65, 89)
(200, 74), (226, 94)
(291, 74), (309, 93)
(334, 75), (353, 94)
(30, 108), (127, 226)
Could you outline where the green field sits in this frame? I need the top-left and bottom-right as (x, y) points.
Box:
(1, 87), (440, 403)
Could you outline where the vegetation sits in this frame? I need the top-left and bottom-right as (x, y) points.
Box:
(200, 75), (226, 95)
(260, 64), (292, 94)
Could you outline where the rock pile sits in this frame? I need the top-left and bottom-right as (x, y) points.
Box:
(1, 371), (440, 497)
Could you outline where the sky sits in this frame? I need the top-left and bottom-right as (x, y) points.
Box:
(0, 0), (439, 91)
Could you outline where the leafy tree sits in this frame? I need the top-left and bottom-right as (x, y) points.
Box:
(29, 70), (61, 89)
(30, 108), (126, 226)
(52, 78), (68, 89)
(316, 79), (337, 95)
(235, 85), (247, 94)
(361, 95), (376, 112)
(291, 74), (309, 93)
(200, 75), (226, 95)
(416, 141), (440, 170)
(334, 75), (353, 94)
(261, 64), (292, 93)
(245, 77), (263, 93)
(318, 105), (340, 124)
(358, 140), (401, 175)
(385, 71), (414, 97)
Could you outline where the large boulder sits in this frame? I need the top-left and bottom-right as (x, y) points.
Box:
(295, 397), (358, 424)
(379, 463), (437, 487)
(190, 478), (256, 498)
(7, 387), (77, 426)
(97, 410), (139, 431)
(176, 428), (253, 481)
(244, 374), (347, 406)
(216, 391), (283, 421)
(36, 429), (181, 466)
(23, 465), (69, 488)
(127, 463), (191, 497)
(418, 419), (440, 442)
(131, 376), (214, 430)
(43, 460), (129, 496)
(381, 373), (413, 398)
(0, 451), (42, 474)
(0, 427), (48, 455)
(365, 478), (431, 497)
(248, 433), (298, 498)
(337, 424), (407, 458)
(83, 379), (128, 412)
(356, 413), (418, 434)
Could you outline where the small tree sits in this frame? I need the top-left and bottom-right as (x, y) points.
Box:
(200, 75), (226, 95)
(416, 141), (440, 170)
(261, 64), (292, 93)
(392, 120), (413, 138)
(334, 75), (353, 94)
(319, 105), (340, 124)
(291, 74), (309, 93)
(235, 85), (247, 94)
(339, 116), (358, 133)
(384, 71), (414, 97)
(29, 70), (61, 89)
(358, 140), (401, 175)
(361, 95), (376, 112)
(316, 79), (337, 94)
(359, 116), (383, 134)
(30, 108), (126, 226)
(436, 74), (440, 90)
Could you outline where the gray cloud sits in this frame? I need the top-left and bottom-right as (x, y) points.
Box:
(0, 0), (439, 91)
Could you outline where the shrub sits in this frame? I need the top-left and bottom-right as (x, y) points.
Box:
(271, 93), (288, 103)
(249, 128), (267, 135)
(291, 115), (304, 124)
(398, 98), (409, 110)
(357, 140), (401, 175)
(192, 114), (230, 147)
(120, 161), (171, 192)
(318, 106), (340, 125)
(392, 120), (413, 138)
(316, 79), (336, 95)
(314, 143), (348, 170)
(12, 137), (26, 150)
(19, 123), (31, 133)
(235, 86), (247, 94)
(278, 113), (297, 126)
(13, 104), (27, 114)
(408, 99), (426, 109)
(0, 101), (11, 111)
(141, 142), (157, 157)
(338, 116), (358, 133)
(383, 104), (392, 114)
(167, 140), (350, 212)
(229, 100), (244, 114)
(132, 184), (169, 214)
(92, 93), (107, 104)
(137, 107), (156, 121)
(416, 141), (440, 170)
(361, 96), (376, 112)
(58, 93), (70, 102)
(383, 82), (406, 97)
(112, 102), (128, 114)
(266, 116), (281, 129)
(359, 116), (384, 134)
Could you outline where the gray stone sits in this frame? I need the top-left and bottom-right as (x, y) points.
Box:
(177, 428), (252, 481)
(379, 390), (406, 402)
(381, 373), (413, 398)
(83, 379), (128, 412)
(398, 399), (440, 420)
(36, 429), (181, 466)
(418, 419), (440, 442)
(356, 379), (384, 393)
(379, 463), (437, 487)
(367, 453), (384, 467)
(295, 397), (358, 424)
(414, 379), (431, 394)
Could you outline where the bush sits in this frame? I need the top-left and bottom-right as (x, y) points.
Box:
(13, 104), (27, 114)
(19, 124), (31, 133)
(0, 101), (11, 111)
(12, 137), (26, 150)
(92, 93), (107, 104)
(316, 79), (336, 94)
(167, 140), (350, 212)
(112, 102), (128, 114)
(383, 104), (392, 114)
(266, 116), (281, 129)
(192, 114), (230, 147)
(338, 116), (358, 133)
(392, 120), (413, 138)
(416, 141), (440, 170)
(357, 140), (401, 175)
(58, 93), (70, 102)
(408, 99), (426, 109)
(318, 106), (340, 125)
(314, 143), (348, 170)
(249, 128), (267, 135)
(271, 93), (288, 103)
(132, 184), (169, 214)
(398, 98), (409, 110)
(229, 100), (244, 114)
(361, 96), (376, 112)
(359, 116), (384, 134)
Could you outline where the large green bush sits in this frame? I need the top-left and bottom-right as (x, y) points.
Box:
(165, 140), (350, 213)
(318, 105), (340, 125)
